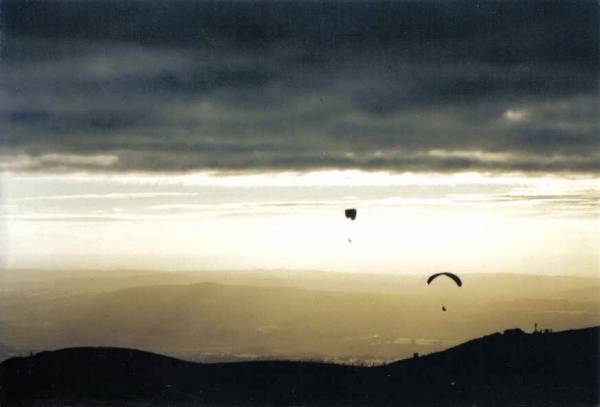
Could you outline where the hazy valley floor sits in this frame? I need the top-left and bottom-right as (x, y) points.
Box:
(2, 270), (599, 364)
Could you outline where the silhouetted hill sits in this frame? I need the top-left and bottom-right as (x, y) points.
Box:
(375, 326), (599, 404)
(1, 326), (598, 405)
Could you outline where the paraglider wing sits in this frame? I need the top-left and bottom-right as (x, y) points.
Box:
(344, 208), (357, 221)
(427, 272), (462, 287)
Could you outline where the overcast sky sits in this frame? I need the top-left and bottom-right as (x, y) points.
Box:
(1, 1), (598, 275)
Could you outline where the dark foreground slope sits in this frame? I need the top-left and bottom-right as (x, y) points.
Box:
(1, 327), (598, 406)
(374, 326), (599, 404)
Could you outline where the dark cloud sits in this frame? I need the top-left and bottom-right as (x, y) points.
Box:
(1, 0), (598, 174)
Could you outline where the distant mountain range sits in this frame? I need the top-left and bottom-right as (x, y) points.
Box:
(4, 269), (600, 299)
(2, 271), (598, 363)
(1, 326), (598, 406)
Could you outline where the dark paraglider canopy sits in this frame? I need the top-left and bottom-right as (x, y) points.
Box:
(427, 272), (462, 287)
(344, 208), (357, 220)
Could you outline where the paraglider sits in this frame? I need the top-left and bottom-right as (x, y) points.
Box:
(427, 272), (462, 312)
(427, 272), (462, 287)
(344, 209), (357, 243)
(344, 208), (357, 220)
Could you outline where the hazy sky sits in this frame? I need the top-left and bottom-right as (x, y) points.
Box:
(1, 1), (598, 275)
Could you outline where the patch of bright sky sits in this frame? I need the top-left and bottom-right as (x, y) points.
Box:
(1, 170), (598, 276)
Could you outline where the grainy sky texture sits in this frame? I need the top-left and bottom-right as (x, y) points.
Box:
(2, 0), (598, 174)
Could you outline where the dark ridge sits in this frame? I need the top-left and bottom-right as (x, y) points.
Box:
(1, 326), (598, 405)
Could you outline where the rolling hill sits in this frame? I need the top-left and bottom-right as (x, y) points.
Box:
(1, 326), (598, 406)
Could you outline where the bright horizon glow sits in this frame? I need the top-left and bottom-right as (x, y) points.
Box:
(2, 170), (598, 277)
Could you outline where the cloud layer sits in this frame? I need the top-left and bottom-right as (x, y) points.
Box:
(1, 0), (598, 174)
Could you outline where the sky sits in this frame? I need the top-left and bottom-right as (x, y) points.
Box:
(1, 1), (598, 275)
